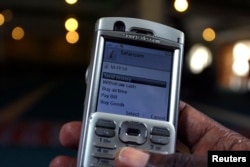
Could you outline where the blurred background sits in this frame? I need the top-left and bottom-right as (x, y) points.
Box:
(1, 0), (250, 166)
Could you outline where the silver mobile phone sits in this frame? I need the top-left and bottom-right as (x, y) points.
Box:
(77, 17), (184, 167)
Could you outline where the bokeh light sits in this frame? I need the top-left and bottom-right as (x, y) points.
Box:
(203, 27), (216, 42)
(174, 0), (189, 12)
(233, 42), (250, 61)
(232, 60), (249, 77)
(232, 41), (250, 77)
(65, 0), (78, 5)
(187, 44), (213, 74)
(12, 26), (25, 40)
(66, 31), (79, 44)
(65, 17), (78, 32)
(0, 13), (5, 26)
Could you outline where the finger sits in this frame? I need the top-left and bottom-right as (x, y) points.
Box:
(115, 147), (149, 167)
(49, 155), (76, 167)
(178, 101), (225, 153)
(179, 100), (187, 112)
(178, 101), (214, 149)
(59, 121), (82, 149)
(177, 101), (250, 153)
(147, 152), (207, 167)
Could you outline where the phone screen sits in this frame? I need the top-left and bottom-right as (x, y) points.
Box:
(97, 40), (173, 121)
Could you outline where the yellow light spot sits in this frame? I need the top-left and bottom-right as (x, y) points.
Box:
(203, 28), (216, 42)
(65, 17), (78, 32)
(0, 14), (5, 26)
(65, 0), (78, 5)
(12, 26), (25, 40)
(66, 31), (79, 44)
(174, 0), (189, 12)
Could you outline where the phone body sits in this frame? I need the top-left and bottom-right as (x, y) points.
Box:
(77, 17), (184, 167)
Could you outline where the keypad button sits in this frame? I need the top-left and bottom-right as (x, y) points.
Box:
(94, 147), (116, 157)
(96, 119), (116, 129)
(151, 127), (170, 137)
(150, 135), (169, 145)
(94, 142), (116, 149)
(91, 158), (114, 167)
(119, 121), (147, 145)
(95, 127), (115, 137)
(92, 153), (114, 160)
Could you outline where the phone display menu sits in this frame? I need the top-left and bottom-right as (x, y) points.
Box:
(97, 40), (173, 121)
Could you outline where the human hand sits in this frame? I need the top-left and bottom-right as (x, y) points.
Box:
(49, 121), (81, 167)
(114, 101), (250, 167)
(49, 101), (250, 167)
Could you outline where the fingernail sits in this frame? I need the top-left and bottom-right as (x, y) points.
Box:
(118, 147), (149, 167)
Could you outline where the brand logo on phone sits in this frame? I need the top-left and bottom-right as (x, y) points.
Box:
(124, 33), (160, 43)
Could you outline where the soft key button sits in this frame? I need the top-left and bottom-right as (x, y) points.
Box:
(95, 119), (116, 138)
(151, 127), (170, 136)
(96, 119), (116, 129)
(150, 127), (170, 145)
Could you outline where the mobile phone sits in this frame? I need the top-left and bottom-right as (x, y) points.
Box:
(77, 17), (184, 167)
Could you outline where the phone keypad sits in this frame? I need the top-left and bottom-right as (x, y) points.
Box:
(91, 119), (172, 166)
(92, 119), (117, 167)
